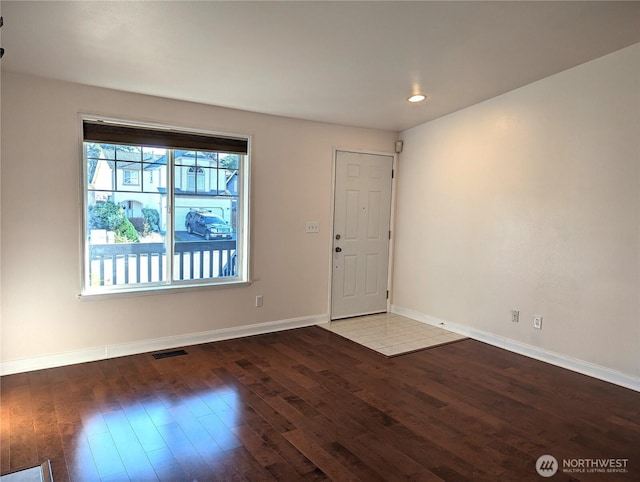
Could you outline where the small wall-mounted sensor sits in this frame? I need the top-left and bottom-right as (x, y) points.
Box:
(395, 140), (404, 153)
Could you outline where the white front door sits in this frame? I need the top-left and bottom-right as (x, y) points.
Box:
(331, 151), (393, 319)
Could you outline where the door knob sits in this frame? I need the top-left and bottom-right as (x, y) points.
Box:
(335, 247), (342, 253)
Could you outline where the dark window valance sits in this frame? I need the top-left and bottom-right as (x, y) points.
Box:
(83, 120), (248, 154)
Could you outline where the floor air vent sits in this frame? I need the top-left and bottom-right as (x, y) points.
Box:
(153, 349), (188, 360)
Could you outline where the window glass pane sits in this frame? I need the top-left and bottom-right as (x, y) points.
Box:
(86, 143), (116, 186)
(196, 151), (218, 168)
(219, 153), (239, 170)
(142, 147), (166, 164)
(142, 163), (166, 193)
(87, 158), (115, 190)
(86, 193), (167, 288)
(116, 162), (142, 192)
(199, 167), (217, 194)
(116, 145), (141, 160)
(174, 201), (237, 281)
(86, 143), (116, 160)
(186, 167), (205, 193)
(176, 166), (217, 194)
(174, 150), (197, 166)
(174, 154), (241, 282)
(174, 165), (193, 193)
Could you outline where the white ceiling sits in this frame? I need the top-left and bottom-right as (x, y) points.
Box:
(2, 1), (639, 132)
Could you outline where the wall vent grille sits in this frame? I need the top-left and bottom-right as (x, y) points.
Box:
(152, 349), (188, 360)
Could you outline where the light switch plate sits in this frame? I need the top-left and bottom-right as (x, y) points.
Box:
(533, 315), (543, 330)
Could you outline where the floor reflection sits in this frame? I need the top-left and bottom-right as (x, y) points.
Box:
(73, 389), (240, 481)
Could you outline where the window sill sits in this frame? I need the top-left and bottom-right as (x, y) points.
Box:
(78, 279), (251, 301)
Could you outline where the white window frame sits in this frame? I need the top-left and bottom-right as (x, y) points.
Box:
(80, 115), (251, 296)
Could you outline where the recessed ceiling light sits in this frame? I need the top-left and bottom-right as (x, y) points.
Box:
(408, 94), (427, 103)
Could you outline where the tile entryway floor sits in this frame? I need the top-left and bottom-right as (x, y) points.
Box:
(319, 313), (467, 356)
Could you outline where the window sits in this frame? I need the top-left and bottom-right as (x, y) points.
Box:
(123, 169), (140, 186)
(187, 167), (205, 192)
(82, 118), (250, 294)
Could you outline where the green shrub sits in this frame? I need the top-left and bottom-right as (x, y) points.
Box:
(142, 208), (160, 233)
(89, 200), (120, 230)
(128, 217), (146, 233)
(106, 213), (123, 232)
(88, 200), (138, 243)
(116, 217), (139, 243)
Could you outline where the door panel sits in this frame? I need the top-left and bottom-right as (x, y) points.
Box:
(365, 254), (380, 295)
(332, 151), (393, 319)
(367, 191), (381, 238)
(344, 255), (357, 297)
(345, 190), (360, 239)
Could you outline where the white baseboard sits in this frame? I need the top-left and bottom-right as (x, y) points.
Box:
(6, 307), (637, 393)
(391, 305), (640, 393)
(0, 313), (329, 376)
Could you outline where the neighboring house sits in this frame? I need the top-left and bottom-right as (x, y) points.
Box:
(88, 150), (166, 222)
(88, 149), (238, 232)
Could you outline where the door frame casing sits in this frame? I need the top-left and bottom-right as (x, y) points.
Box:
(328, 148), (398, 320)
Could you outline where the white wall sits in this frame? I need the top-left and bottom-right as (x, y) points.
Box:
(393, 44), (640, 379)
(0, 72), (397, 368)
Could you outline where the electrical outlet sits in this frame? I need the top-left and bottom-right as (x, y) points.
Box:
(533, 315), (543, 330)
(255, 295), (263, 308)
(305, 221), (320, 233)
(511, 310), (519, 323)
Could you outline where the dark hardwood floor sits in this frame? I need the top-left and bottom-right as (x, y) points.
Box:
(1, 326), (638, 481)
